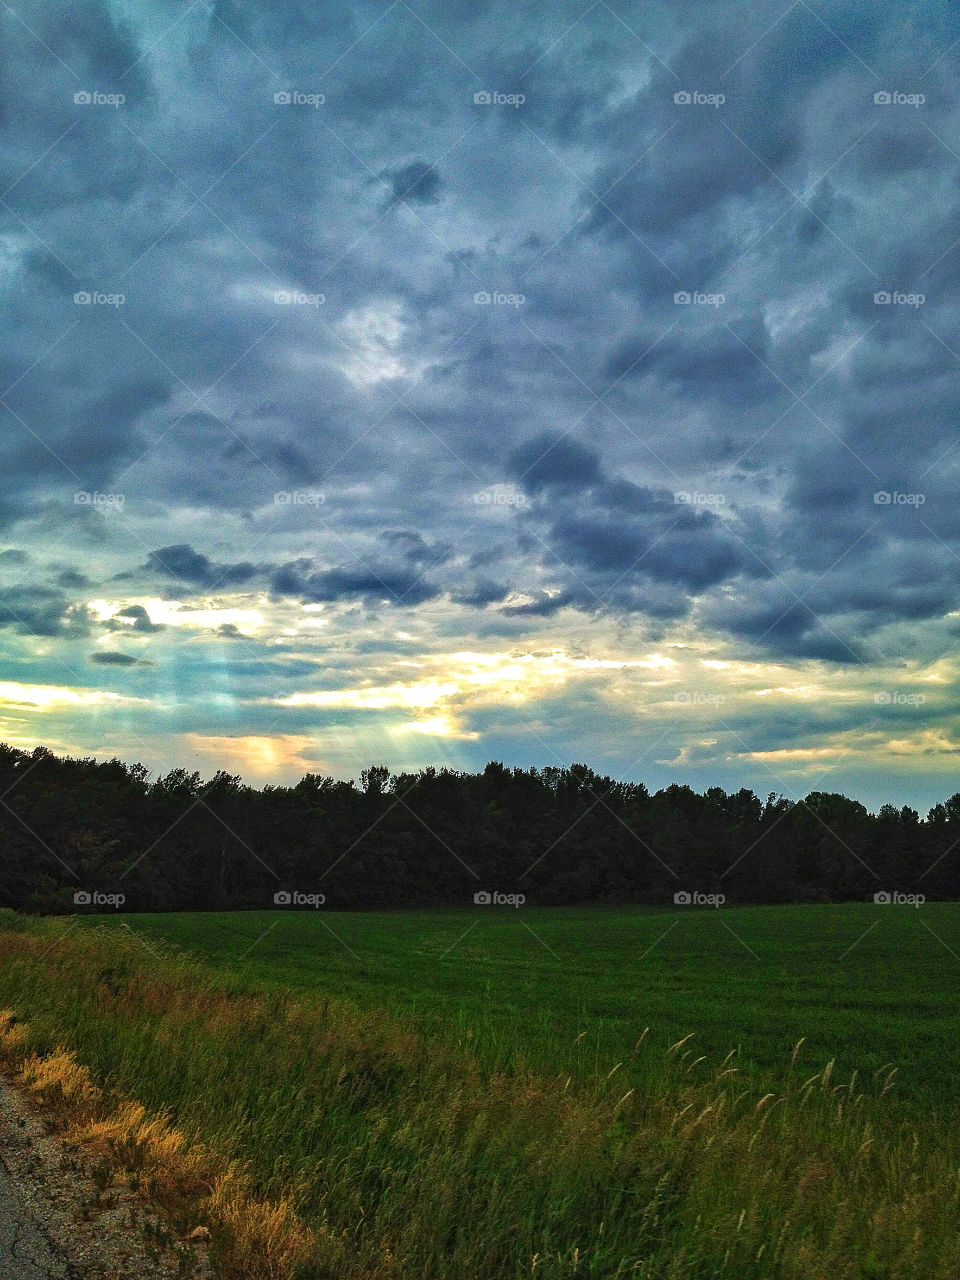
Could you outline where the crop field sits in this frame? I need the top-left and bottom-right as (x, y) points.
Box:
(96, 902), (960, 1108)
(0, 903), (957, 1279)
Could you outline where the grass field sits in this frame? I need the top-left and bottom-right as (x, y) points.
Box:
(97, 902), (960, 1109)
(0, 904), (957, 1278)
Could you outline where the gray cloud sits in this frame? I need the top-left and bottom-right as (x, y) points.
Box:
(380, 160), (444, 207)
(0, 589), (93, 637)
(139, 546), (258, 589)
(89, 650), (154, 666)
(1, 0), (959, 801)
(114, 604), (164, 632)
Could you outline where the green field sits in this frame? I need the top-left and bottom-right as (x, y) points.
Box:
(100, 902), (960, 1109)
(0, 903), (958, 1278)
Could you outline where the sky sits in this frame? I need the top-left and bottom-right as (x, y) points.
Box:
(1, 0), (958, 811)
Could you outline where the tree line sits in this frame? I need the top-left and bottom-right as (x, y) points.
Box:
(0, 743), (956, 913)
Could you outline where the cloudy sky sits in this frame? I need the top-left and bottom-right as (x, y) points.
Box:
(1, 0), (958, 809)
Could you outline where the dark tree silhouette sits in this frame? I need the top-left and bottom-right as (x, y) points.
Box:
(0, 743), (952, 913)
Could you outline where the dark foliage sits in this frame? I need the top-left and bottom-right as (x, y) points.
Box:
(0, 744), (952, 913)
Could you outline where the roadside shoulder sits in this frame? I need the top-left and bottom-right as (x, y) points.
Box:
(0, 1073), (213, 1280)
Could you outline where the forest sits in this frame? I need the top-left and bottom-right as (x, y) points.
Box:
(0, 743), (955, 913)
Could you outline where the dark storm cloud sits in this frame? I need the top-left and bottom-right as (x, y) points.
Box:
(266, 528), (457, 607)
(144, 546), (216, 583)
(510, 436), (602, 493)
(89, 650), (154, 666)
(701, 591), (870, 665)
(509, 434), (760, 599)
(0, 589), (93, 637)
(54, 569), (90, 589)
(603, 316), (778, 408)
(1, 0), (959, 679)
(306, 566), (441, 606)
(451, 577), (510, 607)
(499, 588), (578, 618)
(380, 161), (444, 207)
(140, 546), (258, 588)
(379, 529), (452, 566)
(271, 560), (442, 608)
(114, 604), (164, 632)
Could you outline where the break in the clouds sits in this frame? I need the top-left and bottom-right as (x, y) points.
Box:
(0, 0), (958, 808)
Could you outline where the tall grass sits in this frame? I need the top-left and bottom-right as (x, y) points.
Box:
(0, 915), (957, 1279)
(94, 904), (960, 1113)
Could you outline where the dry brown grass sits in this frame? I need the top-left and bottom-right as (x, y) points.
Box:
(0, 1008), (319, 1280)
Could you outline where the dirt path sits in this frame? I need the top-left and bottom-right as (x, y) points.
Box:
(0, 1077), (213, 1279)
